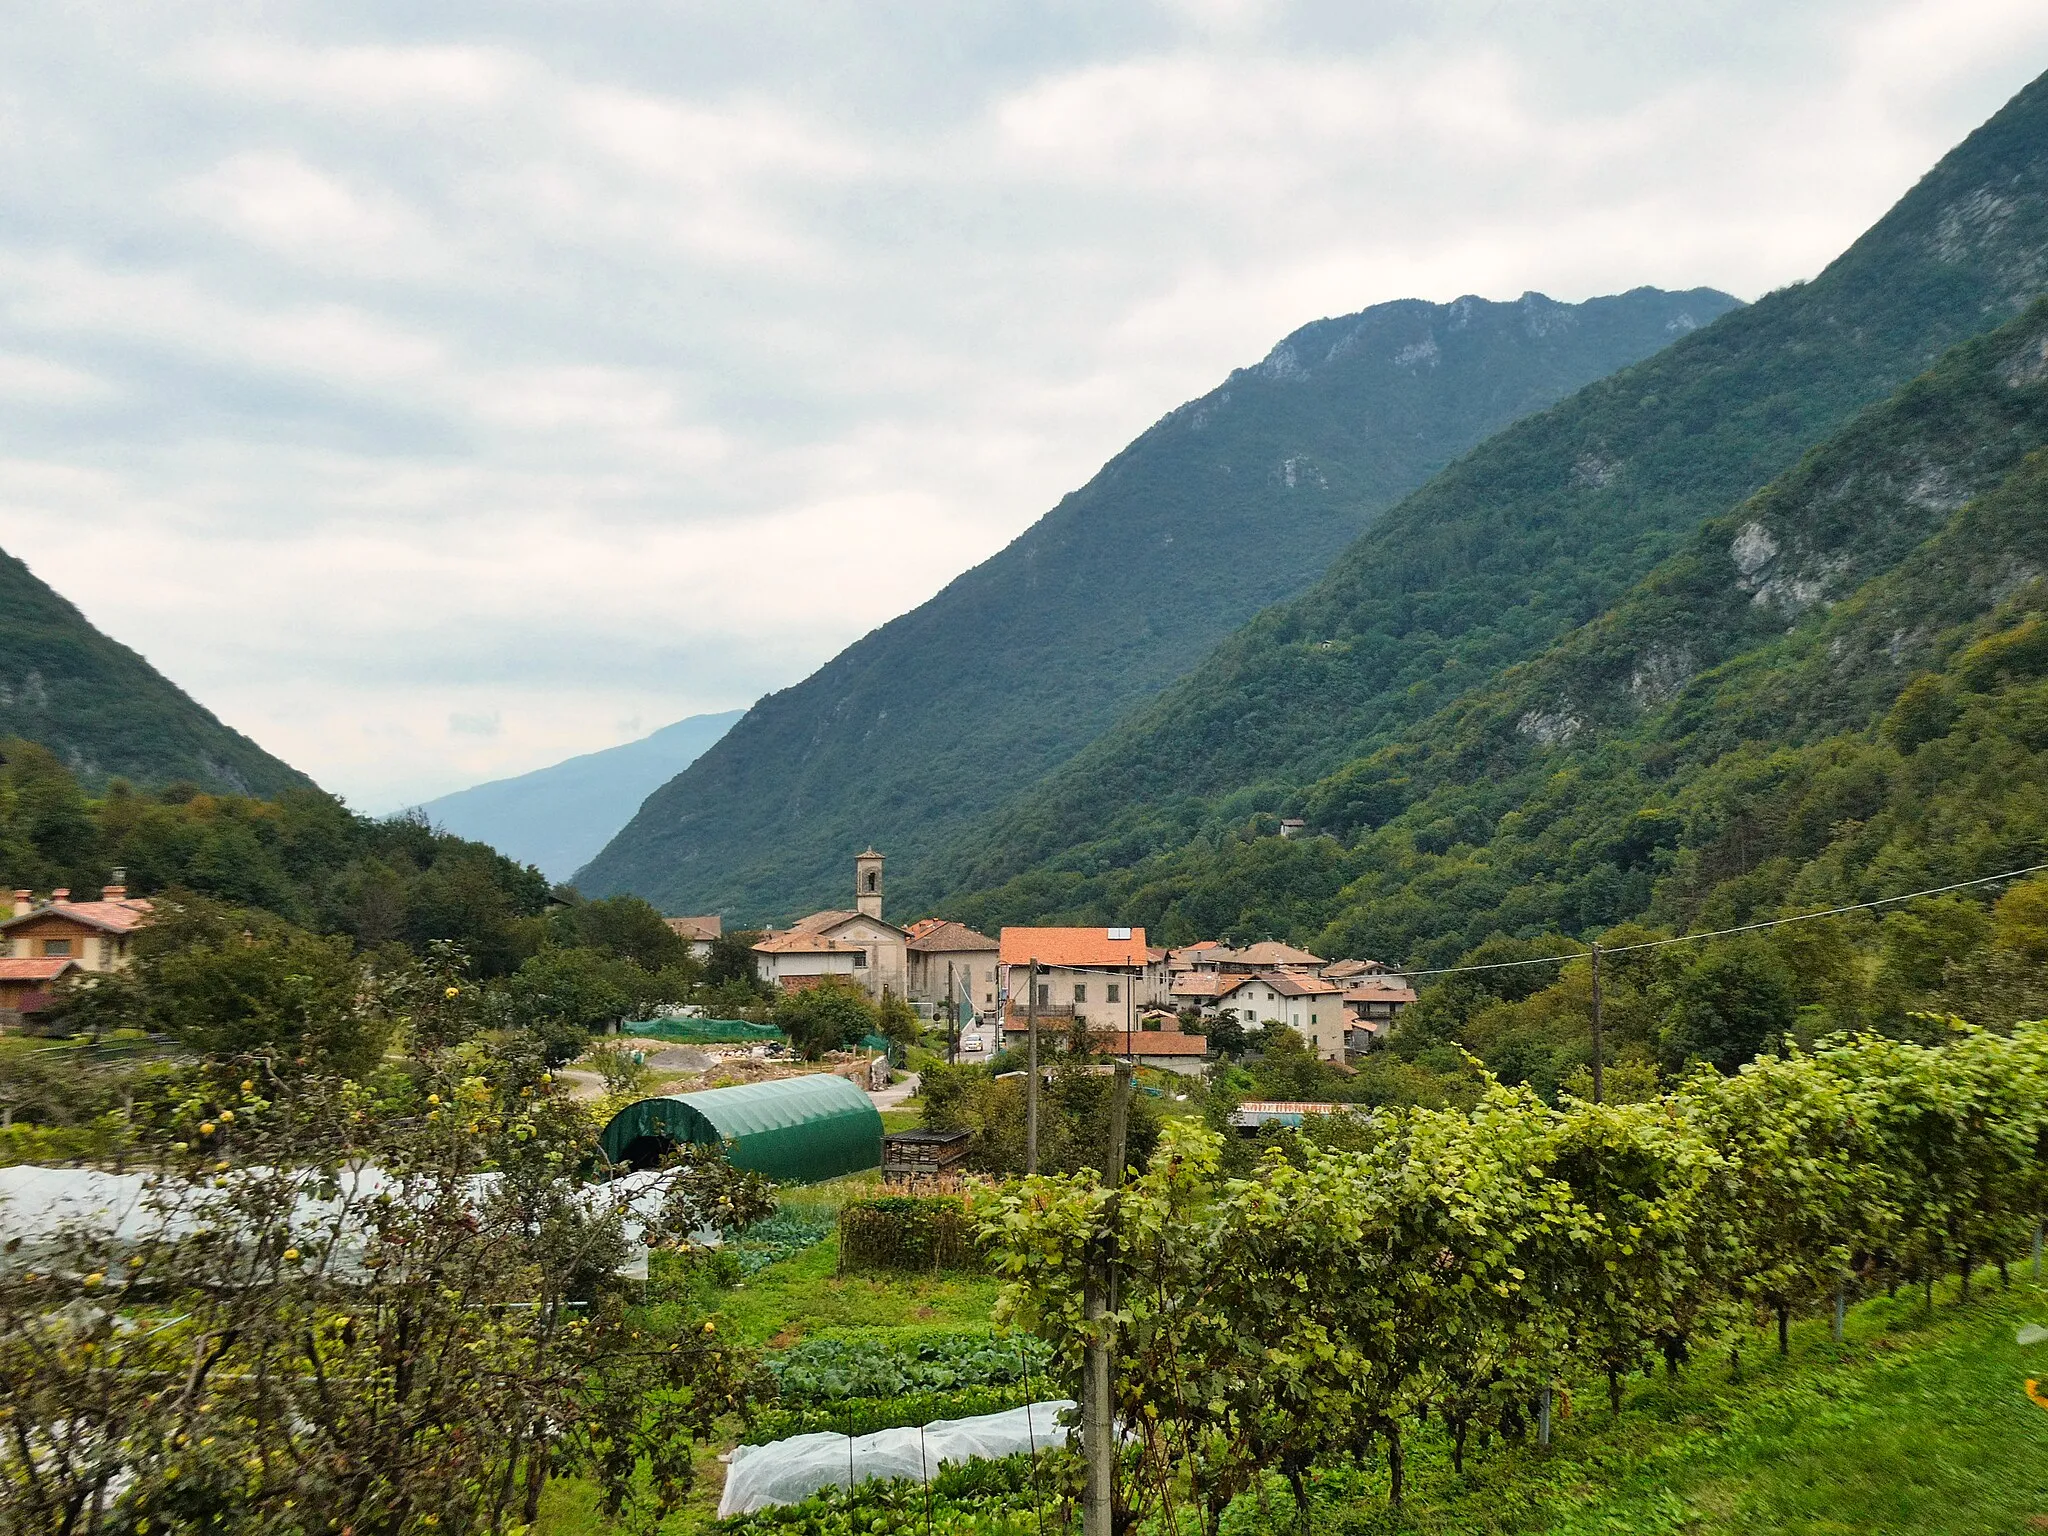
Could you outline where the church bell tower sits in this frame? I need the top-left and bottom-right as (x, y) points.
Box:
(855, 848), (884, 919)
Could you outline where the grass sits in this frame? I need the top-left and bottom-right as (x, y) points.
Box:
(713, 1232), (1002, 1347)
(1217, 1270), (2048, 1534)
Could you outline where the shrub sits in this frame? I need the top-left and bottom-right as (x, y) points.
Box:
(839, 1195), (981, 1273)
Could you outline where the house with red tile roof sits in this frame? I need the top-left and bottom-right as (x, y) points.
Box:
(1000, 926), (1161, 1033)
(1215, 970), (1347, 1061)
(663, 914), (722, 959)
(904, 919), (1000, 1016)
(3, 878), (152, 976)
(0, 956), (79, 1032)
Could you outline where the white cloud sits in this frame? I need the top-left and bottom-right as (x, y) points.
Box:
(0, 2), (2044, 809)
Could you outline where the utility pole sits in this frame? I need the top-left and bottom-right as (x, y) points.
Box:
(946, 962), (956, 1065)
(1025, 960), (1041, 1175)
(1589, 940), (1605, 1104)
(1083, 1063), (1133, 1536)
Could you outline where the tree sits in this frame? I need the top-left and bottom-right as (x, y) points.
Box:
(0, 1065), (765, 1534)
(875, 988), (921, 1051)
(772, 980), (876, 1060)
(119, 895), (401, 1077)
(496, 945), (679, 1064)
(1660, 939), (1798, 1072)
(553, 894), (694, 972)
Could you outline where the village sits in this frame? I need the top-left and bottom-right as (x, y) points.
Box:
(667, 848), (1416, 1074)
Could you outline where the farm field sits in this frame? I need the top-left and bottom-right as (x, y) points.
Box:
(539, 1258), (2047, 1535)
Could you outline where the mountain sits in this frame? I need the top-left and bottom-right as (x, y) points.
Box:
(936, 298), (2048, 968)
(930, 67), (2048, 919)
(416, 710), (743, 883)
(0, 545), (311, 797)
(578, 285), (1739, 918)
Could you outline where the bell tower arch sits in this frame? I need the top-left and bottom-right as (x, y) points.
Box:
(855, 848), (884, 919)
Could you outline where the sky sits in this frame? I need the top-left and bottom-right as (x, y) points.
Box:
(3, 1), (2047, 811)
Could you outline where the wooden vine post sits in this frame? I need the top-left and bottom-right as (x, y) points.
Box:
(1026, 959), (1041, 1175)
(1083, 1063), (1133, 1536)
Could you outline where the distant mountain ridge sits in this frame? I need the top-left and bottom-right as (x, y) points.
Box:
(928, 66), (2048, 921)
(0, 546), (310, 797)
(417, 711), (742, 883)
(578, 285), (1738, 919)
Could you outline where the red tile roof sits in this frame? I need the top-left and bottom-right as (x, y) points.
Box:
(1170, 972), (1226, 997)
(1217, 941), (1326, 968)
(1220, 970), (1339, 999)
(664, 914), (722, 941)
(905, 919), (999, 953)
(999, 927), (1150, 967)
(0, 957), (78, 981)
(2, 898), (152, 936)
(752, 932), (865, 955)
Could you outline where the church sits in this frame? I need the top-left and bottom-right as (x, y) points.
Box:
(750, 850), (908, 1000)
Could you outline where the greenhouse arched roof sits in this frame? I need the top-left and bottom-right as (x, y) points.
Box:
(599, 1073), (882, 1183)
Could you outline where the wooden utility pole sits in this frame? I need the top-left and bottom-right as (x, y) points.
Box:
(1025, 960), (1041, 1175)
(1083, 1063), (1133, 1536)
(1589, 940), (1605, 1104)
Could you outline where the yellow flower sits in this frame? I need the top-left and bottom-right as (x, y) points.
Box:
(444, 986), (461, 1000)
(283, 1248), (302, 1263)
(702, 1320), (716, 1334)
(427, 1094), (442, 1106)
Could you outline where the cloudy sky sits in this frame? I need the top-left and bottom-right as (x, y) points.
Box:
(3, 1), (2045, 810)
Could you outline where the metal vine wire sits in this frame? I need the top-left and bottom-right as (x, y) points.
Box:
(1399, 859), (2048, 979)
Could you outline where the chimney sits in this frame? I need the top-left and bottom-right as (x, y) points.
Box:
(50, 888), (70, 905)
(11, 890), (30, 917)
(102, 868), (127, 901)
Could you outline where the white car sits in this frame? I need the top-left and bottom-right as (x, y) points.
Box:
(961, 1034), (986, 1053)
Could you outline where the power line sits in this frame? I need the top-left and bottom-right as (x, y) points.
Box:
(1401, 859), (2048, 981)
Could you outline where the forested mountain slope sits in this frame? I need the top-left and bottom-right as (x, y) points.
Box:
(418, 709), (741, 882)
(577, 286), (1737, 919)
(927, 67), (2048, 912)
(943, 298), (2048, 1011)
(0, 546), (310, 797)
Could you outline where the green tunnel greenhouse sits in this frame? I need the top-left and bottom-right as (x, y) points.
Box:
(598, 1073), (883, 1183)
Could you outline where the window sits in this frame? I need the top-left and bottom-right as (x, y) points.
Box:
(1106, 983), (1121, 1003)
(42, 938), (70, 957)
(852, 950), (868, 968)
(1037, 984), (1050, 1007)
(1073, 983), (1087, 1004)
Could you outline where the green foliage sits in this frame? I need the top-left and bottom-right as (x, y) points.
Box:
(748, 1384), (1041, 1443)
(977, 1022), (2048, 1527)
(839, 1196), (983, 1273)
(0, 547), (311, 796)
(579, 289), (1740, 920)
(717, 1451), (1062, 1535)
(768, 1327), (1052, 1403)
(0, 1066), (766, 1536)
(775, 981), (880, 1061)
(0, 742), (553, 975)
(919, 1060), (1161, 1178)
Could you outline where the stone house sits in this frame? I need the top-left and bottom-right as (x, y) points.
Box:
(904, 919), (1000, 1017)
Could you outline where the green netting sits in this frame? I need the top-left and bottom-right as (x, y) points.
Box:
(619, 1017), (786, 1044)
(599, 1073), (883, 1183)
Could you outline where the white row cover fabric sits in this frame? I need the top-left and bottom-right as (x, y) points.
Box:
(718, 1399), (1074, 1519)
(0, 1164), (710, 1279)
